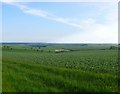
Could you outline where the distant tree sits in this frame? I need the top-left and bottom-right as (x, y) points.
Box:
(5, 46), (10, 49)
(100, 49), (106, 50)
(109, 46), (117, 50)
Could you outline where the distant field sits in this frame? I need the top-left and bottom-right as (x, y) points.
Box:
(2, 44), (118, 92)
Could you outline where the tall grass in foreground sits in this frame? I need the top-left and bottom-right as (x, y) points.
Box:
(2, 47), (118, 92)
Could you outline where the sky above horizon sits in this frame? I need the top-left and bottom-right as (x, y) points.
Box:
(2, 1), (118, 43)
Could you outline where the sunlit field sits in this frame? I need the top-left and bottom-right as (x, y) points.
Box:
(2, 43), (118, 92)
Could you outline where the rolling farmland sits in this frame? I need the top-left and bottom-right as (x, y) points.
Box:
(2, 43), (119, 92)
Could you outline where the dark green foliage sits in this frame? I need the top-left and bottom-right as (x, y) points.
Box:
(109, 46), (118, 50)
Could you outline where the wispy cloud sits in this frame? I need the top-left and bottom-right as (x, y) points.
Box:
(52, 3), (118, 43)
(54, 7), (118, 43)
(0, 0), (119, 2)
(2, 1), (83, 29)
(54, 21), (117, 43)
(2, 1), (118, 43)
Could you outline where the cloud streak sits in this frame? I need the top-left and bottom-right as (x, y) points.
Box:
(3, 2), (83, 29)
(2, 1), (118, 43)
(54, 22), (117, 43)
(0, 0), (119, 2)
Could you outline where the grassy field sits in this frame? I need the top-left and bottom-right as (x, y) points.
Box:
(2, 44), (118, 92)
(0, 46), (2, 93)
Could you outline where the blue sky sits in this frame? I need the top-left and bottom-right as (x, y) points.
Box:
(2, 1), (118, 43)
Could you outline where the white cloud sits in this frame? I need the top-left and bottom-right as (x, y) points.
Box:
(23, 6), (83, 28)
(3, 2), (83, 29)
(54, 15), (118, 43)
(54, 23), (117, 43)
(2, 2), (118, 43)
(0, 0), (119, 2)
(53, 4), (118, 43)
(0, 0), (14, 2)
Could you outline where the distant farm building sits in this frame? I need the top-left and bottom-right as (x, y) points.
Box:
(55, 48), (70, 53)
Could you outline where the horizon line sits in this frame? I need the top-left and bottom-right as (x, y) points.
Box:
(0, 42), (118, 44)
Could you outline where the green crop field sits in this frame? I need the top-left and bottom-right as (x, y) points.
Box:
(0, 66), (1, 93)
(2, 43), (119, 92)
